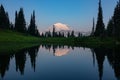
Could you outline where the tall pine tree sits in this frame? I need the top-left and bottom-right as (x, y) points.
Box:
(91, 18), (95, 36)
(0, 5), (10, 29)
(53, 25), (56, 37)
(107, 18), (114, 37)
(94, 0), (105, 37)
(15, 8), (26, 33)
(113, 0), (120, 38)
(28, 11), (40, 36)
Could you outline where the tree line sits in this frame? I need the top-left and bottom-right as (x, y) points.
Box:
(0, 5), (40, 37)
(91, 0), (120, 39)
(1, 0), (120, 39)
(0, 4), (80, 38)
(40, 25), (83, 38)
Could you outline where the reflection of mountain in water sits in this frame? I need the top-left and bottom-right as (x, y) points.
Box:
(0, 44), (120, 80)
(40, 44), (72, 56)
(54, 48), (70, 56)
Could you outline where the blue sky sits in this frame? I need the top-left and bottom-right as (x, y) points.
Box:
(0, 0), (118, 32)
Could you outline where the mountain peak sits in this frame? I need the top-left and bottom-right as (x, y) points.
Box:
(46, 23), (71, 32)
(53, 23), (70, 31)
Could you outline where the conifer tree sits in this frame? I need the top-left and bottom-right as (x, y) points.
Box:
(113, 0), (120, 38)
(0, 5), (10, 29)
(53, 25), (56, 37)
(15, 11), (18, 30)
(28, 11), (40, 36)
(67, 32), (70, 38)
(15, 8), (26, 33)
(71, 30), (75, 37)
(6, 12), (10, 29)
(78, 32), (82, 37)
(107, 18), (114, 37)
(91, 18), (95, 36)
(94, 0), (105, 37)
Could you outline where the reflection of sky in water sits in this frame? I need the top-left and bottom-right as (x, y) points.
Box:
(0, 46), (118, 80)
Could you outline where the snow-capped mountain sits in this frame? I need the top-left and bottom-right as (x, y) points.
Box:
(43, 23), (91, 36)
(46, 23), (71, 32)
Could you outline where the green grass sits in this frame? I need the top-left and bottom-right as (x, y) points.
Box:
(0, 29), (40, 43)
(0, 29), (41, 53)
(74, 37), (118, 48)
(38, 37), (119, 48)
(0, 29), (119, 53)
(0, 43), (40, 54)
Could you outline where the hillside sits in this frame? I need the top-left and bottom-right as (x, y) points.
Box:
(0, 29), (40, 43)
(0, 29), (41, 53)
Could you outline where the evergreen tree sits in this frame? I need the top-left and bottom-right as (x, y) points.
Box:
(48, 31), (51, 37)
(94, 0), (105, 37)
(15, 11), (18, 30)
(91, 18), (95, 36)
(35, 29), (40, 37)
(5, 12), (10, 29)
(67, 32), (70, 38)
(107, 18), (114, 37)
(113, 0), (120, 38)
(61, 32), (65, 37)
(28, 11), (36, 35)
(53, 25), (56, 37)
(71, 30), (75, 37)
(28, 11), (40, 36)
(58, 32), (62, 37)
(78, 32), (82, 37)
(15, 8), (26, 33)
(0, 5), (10, 29)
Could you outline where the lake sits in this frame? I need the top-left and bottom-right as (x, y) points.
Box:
(0, 44), (120, 80)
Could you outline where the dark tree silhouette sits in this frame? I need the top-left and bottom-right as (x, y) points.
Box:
(91, 18), (95, 36)
(28, 11), (40, 36)
(52, 25), (56, 37)
(14, 11), (18, 30)
(15, 49), (26, 75)
(0, 54), (11, 78)
(28, 45), (39, 71)
(94, 0), (105, 37)
(107, 18), (114, 37)
(113, 0), (120, 38)
(78, 32), (82, 37)
(0, 5), (10, 29)
(93, 48), (106, 80)
(70, 30), (75, 37)
(67, 32), (70, 38)
(14, 8), (26, 33)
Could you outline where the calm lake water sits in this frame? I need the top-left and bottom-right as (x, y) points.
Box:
(0, 45), (120, 80)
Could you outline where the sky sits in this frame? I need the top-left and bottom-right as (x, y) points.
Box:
(0, 0), (118, 32)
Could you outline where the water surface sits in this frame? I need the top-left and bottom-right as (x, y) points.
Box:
(0, 45), (120, 80)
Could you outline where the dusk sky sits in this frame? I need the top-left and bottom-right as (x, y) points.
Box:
(0, 0), (118, 32)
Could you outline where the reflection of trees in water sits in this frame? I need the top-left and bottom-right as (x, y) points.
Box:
(28, 46), (39, 71)
(0, 44), (120, 80)
(0, 53), (11, 78)
(91, 46), (120, 80)
(0, 45), (40, 78)
(92, 48), (106, 80)
(41, 44), (73, 56)
(15, 49), (26, 75)
(106, 47), (120, 80)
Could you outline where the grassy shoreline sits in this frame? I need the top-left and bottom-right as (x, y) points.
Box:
(0, 30), (119, 53)
(38, 37), (119, 47)
(0, 30), (41, 53)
